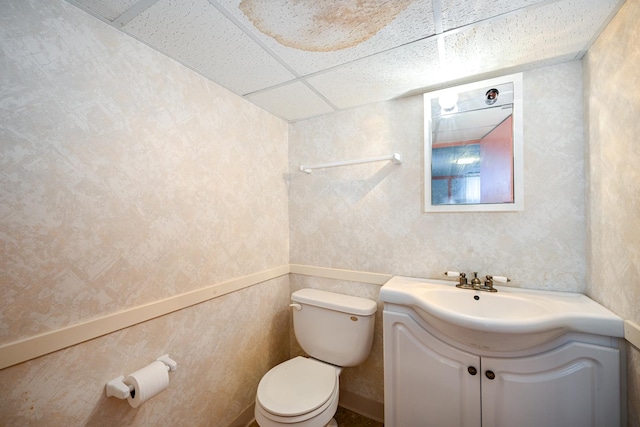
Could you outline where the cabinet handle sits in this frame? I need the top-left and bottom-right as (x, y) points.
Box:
(467, 366), (477, 376)
(485, 370), (496, 380)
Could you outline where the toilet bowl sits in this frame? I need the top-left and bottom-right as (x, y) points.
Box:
(255, 357), (341, 427)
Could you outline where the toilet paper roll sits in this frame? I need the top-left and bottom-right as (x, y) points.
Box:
(125, 361), (169, 408)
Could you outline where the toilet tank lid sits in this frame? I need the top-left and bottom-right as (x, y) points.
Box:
(291, 289), (377, 316)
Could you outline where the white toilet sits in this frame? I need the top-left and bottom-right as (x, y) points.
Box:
(254, 288), (377, 427)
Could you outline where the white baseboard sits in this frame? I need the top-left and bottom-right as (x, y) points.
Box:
(338, 388), (384, 423)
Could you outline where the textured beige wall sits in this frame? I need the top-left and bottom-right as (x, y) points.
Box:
(2, 0), (633, 424)
(583, 0), (640, 424)
(0, 0), (289, 345)
(289, 61), (586, 292)
(0, 0), (289, 424)
(0, 278), (290, 426)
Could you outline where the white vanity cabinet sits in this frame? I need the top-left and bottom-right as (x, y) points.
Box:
(384, 309), (481, 427)
(481, 341), (620, 426)
(383, 307), (621, 427)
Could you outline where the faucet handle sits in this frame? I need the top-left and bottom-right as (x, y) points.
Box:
(486, 275), (510, 284)
(445, 271), (467, 286)
(484, 275), (509, 292)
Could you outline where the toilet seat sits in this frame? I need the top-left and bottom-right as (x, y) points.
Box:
(258, 356), (338, 416)
(256, 357), (339, 424)
(255, 384), (338, 426)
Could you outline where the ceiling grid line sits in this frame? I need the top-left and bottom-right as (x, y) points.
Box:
(113, 0), (160, 27)
(206, 0), (339, 114)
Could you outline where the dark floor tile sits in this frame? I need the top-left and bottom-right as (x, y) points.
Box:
(334, 406), (384, 426)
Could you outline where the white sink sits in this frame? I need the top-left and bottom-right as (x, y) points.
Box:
(423, 287), (551, 319)
(380, 276), (624, 351)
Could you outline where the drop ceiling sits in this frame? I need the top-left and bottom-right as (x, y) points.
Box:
(67, 0), (624, 122)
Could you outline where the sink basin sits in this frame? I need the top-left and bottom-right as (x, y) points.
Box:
(380, 276), (624, 352)
(424, 287), (552, 320)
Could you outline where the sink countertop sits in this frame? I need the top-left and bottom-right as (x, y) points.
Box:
(380, 276), (624, 339)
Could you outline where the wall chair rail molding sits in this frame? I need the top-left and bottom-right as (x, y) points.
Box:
(625, 320), (640, 350)
(289, 264), (392, 285)
(6, 263), (632, 370)
(0, 265), (290, 370)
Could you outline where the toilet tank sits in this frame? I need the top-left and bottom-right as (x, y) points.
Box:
(291, 289), (377, 367)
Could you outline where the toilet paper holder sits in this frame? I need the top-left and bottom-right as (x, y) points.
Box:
(106, 354), (177, 400)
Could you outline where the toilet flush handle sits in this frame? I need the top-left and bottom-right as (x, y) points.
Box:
(289, 303), (302, 311)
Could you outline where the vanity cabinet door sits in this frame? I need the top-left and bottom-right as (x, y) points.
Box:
(481, 342), (620, 427)
(384, 311), (481, 427)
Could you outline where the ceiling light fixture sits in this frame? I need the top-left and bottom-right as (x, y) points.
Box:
(485, 88), (499, 105)
(439, 92), (459, 113)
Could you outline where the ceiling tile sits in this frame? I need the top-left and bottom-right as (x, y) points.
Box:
(306, 38), (440, 110)
(246, 82), (335, 122)
(65, 0), (625, 122)
(216, 0), (436, 76)
(70, 0), (140, 21)
(441, 0), (546, 31)
(441, 0), (621, 77)
(123, 0), (296, 94)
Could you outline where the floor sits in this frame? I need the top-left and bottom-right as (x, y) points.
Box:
(332, 406), (384, 426)
(248, 406), (384, 427)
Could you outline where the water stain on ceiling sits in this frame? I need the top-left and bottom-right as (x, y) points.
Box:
(239, 0), (416, 52)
